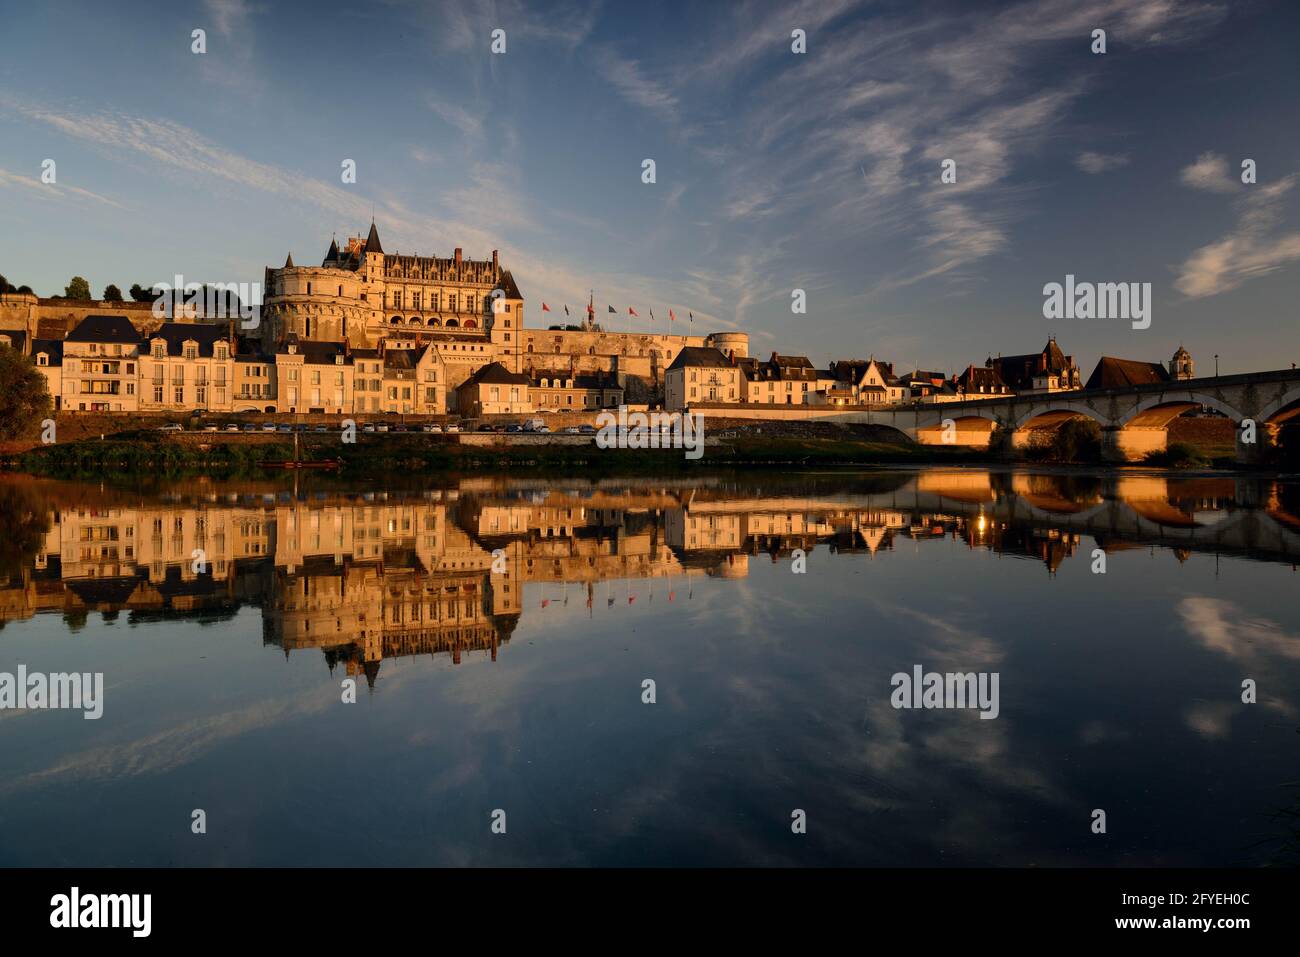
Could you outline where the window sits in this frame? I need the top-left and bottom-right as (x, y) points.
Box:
(184, 345), (197, 359)
(154, 386), (163, 403)
(153, 343), (165, 358)
(37, 354), (47, 366)
(174, 386), (184, 404)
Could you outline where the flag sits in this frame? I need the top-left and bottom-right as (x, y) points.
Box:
(669, 309), (676, 322)
(542, 303), (551, 312)
(629, 595), (635, 604)
(649, 308), (655, 321)
(628, 307), (639, 317)
(541, 599), (550, 608)
(564, 304), (570, 316)
(689, 311), (694, 322)
(608, 305), (617, 314)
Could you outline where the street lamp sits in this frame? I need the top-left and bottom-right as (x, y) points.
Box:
(1214, 354), (1219, 377)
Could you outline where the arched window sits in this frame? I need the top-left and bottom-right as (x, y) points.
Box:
(527, 344), (534, 353)
(390, 316), (402, 325)
(430, 317), (441, 327)
(410, 317), (423, 326)
(463, 318), (477, 329)
(446, 318), (459, 328)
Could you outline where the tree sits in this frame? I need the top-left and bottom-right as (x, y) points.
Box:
(63, 276), (92, 300)
(103, 284), (123, 302)
(129, 283), (154, 302)
(0, 348), (53, 441)
(0, 273), (9, 293)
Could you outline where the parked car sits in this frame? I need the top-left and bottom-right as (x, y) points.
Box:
(421, 423), (442, 433)
(242, 424), (258, 432)
(477, 424), (496, 432)
(314, 425), (329, 433)
(362, 423), (376, 433)
(224, 424), (240, 432)
(578, 424), (597, 435)
(562, 426), (580, 434)
(392, 425), (408, 433)
(261, 422), (276, 432)
(201, 424), (218, 432)
(278, 425), (293, 433)
(159, 423), (184, 432)
(445, 423), (461, 433)
(505, 424), (523, 433)
(376, 423), (389, 433)
(535, 425), (551, 434)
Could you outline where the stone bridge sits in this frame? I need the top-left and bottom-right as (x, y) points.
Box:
(727, 368), (1300, 462)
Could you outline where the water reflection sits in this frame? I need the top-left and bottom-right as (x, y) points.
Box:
(3, 470), (1298, 682)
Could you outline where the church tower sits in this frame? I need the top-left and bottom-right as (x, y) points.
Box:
(1171, 345), (1194, 380)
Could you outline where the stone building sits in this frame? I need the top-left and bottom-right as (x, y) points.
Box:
(665, 346), (745, 411)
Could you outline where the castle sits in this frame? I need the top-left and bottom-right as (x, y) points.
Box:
(260, 223), (748, 397)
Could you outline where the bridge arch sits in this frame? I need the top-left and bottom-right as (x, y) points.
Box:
(1256, 387), (1300, 424)
(1119, 392), (1243, 429)
(1014, 402), (1109, 430)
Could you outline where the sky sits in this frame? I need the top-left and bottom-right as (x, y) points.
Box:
(1, 0), (1298, 376)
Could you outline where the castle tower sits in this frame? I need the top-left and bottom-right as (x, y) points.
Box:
(1171, 345), (1194, 380)
(487, 268), (523, 371)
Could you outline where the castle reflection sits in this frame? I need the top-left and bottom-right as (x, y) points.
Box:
(2, 471), (1298, 682)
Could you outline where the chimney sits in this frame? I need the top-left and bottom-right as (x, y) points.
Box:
(729, 349), (735, 365)
(454, 247), (463, 266)
(492, 249), (499, 270)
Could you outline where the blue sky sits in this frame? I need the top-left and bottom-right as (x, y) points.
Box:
(1, 0), (1298, 375)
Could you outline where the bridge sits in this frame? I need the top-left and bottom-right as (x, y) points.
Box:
(709, 368), (1300, 463)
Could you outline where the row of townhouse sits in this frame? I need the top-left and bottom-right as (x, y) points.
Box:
(28, 315), (454, 415)
(19, 315), (625, 419)
(664, 349), (948, 411)
(663, 338), (1099, 412)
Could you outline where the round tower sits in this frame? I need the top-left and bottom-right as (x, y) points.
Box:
(706, 331), (749, 359)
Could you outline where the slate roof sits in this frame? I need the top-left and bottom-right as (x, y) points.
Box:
(32, 338), (63, 365)
(364, 222), (383, 255)
(66, 314), (142, 344)
(460, 361), (530, 386)
(666, 346), (734, 371)
(494, 270), (523, 299)
(148, 322), (231, 357)
(1085, 356), (1171, 390)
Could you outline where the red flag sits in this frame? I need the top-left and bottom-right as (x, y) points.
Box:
(628, 595), (635, 604)
(669, 309), (676, 322)
(542, 303), (551, 312)
(628, 307), (639, 317)
(541, 599), (550, 608)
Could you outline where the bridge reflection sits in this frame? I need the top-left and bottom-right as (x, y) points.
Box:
(1, 471), (1296, 679)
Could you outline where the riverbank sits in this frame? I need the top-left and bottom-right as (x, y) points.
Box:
(0, 414), (1250, 478)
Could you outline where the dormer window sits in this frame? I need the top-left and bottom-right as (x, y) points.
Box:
(288, 344), (297, 355)
(184, 344), (197, 359)
(335, 355), (343, 365)
(153, 342), (165, 358)
(37, 354), (48, 366)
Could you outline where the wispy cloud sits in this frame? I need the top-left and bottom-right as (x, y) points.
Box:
(1076, 151), (1130, 174)
(0, 166), (125, 209)
(1180, 150), (1239, 193)
(1175, 173), (1300, 298)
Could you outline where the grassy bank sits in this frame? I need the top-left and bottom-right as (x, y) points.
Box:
(7, 430), (991, 478)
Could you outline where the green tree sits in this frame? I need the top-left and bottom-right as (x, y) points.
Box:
(0, 348), (53, 441)
(103, 283), (123, 302)
(0, 273), (9, 293)
(129, 283), (154, 302)
(63, 276), (92, 300)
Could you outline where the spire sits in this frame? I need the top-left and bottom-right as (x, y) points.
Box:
(324, 236), (339, 264)
(284, 252), (294, 268)
(364, 220), (383, 255)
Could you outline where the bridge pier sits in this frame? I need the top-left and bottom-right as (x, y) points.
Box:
(1101, 426), (1166, 463)
(1234, 421), (1278, 466)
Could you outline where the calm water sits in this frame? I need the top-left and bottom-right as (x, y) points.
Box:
(1, 469), (1298, 867)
